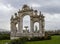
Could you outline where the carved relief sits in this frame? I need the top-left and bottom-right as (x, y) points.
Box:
(10, 5), (45, 39)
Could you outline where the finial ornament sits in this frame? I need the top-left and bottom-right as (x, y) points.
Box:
(34, 10), (38, 15)
(19, 9), (20, 11)
(41, 14), (43, 16)
(11, 15), (14, 20)
(15, 13), (17, 16)
(34, 10), (37, 12)
(35, 25), (37, 32)
(40, 11), (41, 15)
(31, 7), (33, 11)
(14, 13), (17, 18)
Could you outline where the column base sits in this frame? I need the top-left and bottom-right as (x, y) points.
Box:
(10, 37), (19, 40)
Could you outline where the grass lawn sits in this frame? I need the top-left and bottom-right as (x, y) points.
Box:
(0, 40), (10, 44)
(0, 35), (60, 44)
(26, 35), (60, 44)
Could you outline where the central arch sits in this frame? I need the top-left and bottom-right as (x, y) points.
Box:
(23, 15), (30, 33)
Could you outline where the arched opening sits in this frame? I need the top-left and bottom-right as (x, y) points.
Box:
(23, 15), (30, 33)
(16, 24), (18, 32)
(34, 22), (39, 33)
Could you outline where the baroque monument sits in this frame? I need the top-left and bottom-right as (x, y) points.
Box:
(10, 5), (45, 39)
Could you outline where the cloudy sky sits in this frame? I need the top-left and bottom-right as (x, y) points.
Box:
(0, 0), (60, 31)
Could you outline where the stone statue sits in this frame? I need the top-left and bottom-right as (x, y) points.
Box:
(35, 25), (38, 33)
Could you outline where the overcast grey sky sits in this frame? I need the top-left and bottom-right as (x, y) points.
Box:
(0, 0), (60, 31)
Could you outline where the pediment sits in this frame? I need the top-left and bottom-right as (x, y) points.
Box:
(21, 4), (33, 12)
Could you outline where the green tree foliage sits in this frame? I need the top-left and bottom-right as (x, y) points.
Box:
(0, 32), (10, 40)
(9, 37), (28, 44)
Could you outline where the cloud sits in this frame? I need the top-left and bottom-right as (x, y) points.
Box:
(40, 5), (60, 14)
(29, 3), (41, 8)
(0, 0), (60, 31)
(1, 0), (60, 14)
(44, 13), (60, 30)
(0, 3), (17, 30)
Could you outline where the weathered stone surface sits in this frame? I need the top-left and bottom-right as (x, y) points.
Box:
(10, 5), (45, 39)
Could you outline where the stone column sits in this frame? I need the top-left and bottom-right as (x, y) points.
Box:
(17, 18), (20, 33)
(19, 17), (23, 33)
(11, 22), (17, 36)
(30, 19), (34, 33)
(39, 20), (41, 33)
(41, 19), (45, 36)
(39, 20), (42, 36)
